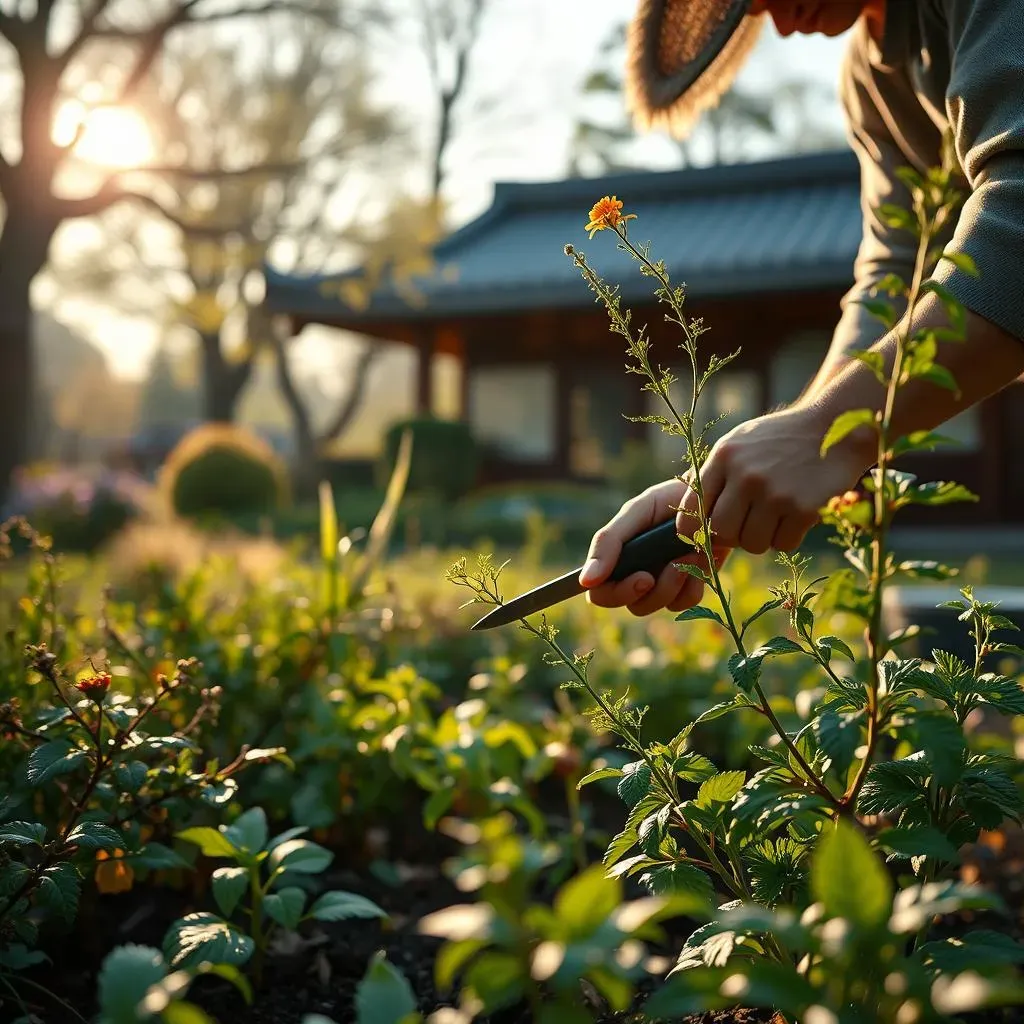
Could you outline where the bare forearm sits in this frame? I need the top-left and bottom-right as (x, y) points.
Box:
(795, 292), (1024, 456)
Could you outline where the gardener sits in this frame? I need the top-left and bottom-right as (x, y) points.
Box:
(580, 0), (1024, 617)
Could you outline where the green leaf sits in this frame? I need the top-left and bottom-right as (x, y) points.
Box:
(553, 864), (621, 938)
(727, 652), (762, 694)
(821, 408), (877, 457)
(856, 297), (898, 328)
(816, 635), (856, 663)
(917, 930), (1024, 974)
(754, 636), (804, 657)
(319, 480), (339, 565)
(0, 944), (48, 970)
(308, 890), (387, 922)
(811, 818), (892, 929)
(264, 887), (307, 931)
(176, 827), (239, 860)
(163, 1004), (216, 1024)
(879, 202), (918, 233)
(224, 808), (268, 855)
(163, 912), (255, 969)
(740, 598), (783, 635)
(941, 251), (979, 277)
(127, 842), (191, 871)
(112, 761), (148, 794)
(640, 862), (715, 904)
(692, 697), (756, 726)
(922, 278), (966, 332)
(697, 771), (746, 805)
(906, 480), (978, 507)
(211, 866), (249, 918)
(919, 364), (960, 393)
(914, 712), (966, 787)
(577, 766), (624, 789)
(423, 788), (454, 829)
(0, 821), (46, 847)
(266, 825), (311, 852)
(858, 758), (929, 816)
(26, 740), (89, 786)
(464, 951), (523, 1013)
(876, 826), (960, 863)
(64, 821), (125, 852)
(853, 349), (888, 384)
(267, 838), (333, 875)
(97, 944), (167, 1024)
(675, 605), (725, 626)
(616, 761), (652, 809)
(813, 711), (862, 778)
(436, 938), (488, 992)
(354, 952), (418, 1024)
(37, 862), (81, 923)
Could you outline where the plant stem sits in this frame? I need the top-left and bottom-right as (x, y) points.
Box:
(249, 865), (266, 987)
(843, 210), (933, 809)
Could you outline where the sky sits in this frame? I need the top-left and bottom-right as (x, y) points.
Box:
(44, 0), (853, 381)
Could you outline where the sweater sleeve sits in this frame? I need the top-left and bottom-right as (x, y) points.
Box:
(931, 0), (1024, 343)
(831, 17), (943, 358)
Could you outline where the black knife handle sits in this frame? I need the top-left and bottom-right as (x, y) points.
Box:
(608, 518), (696, 582)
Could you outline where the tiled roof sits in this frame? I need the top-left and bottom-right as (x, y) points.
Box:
(265, 149), (864, 324)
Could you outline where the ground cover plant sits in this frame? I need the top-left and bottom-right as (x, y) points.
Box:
(0, 139), (1022, 1023)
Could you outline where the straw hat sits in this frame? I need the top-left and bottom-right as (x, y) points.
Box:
(625, 0), (766, 138)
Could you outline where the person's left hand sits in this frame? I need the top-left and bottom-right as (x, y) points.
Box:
(677, 404), (874, 553)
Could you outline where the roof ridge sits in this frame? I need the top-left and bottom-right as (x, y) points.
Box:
(434, 148), (858, 257)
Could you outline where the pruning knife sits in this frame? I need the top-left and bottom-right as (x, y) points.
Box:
(470, 518), (695, 630)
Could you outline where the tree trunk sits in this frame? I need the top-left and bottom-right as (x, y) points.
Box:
(0, 215), (56, 506)
(199, 331), (252, 422)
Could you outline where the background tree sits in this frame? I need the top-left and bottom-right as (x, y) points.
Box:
(0, 0), (343, 502)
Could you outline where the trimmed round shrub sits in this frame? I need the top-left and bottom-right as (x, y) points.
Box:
(161, 423), (289, 520)
(379, 417), (479, 500)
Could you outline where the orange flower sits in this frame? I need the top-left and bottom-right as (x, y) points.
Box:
(75, 673), (111, 702)
(585, 195), (636, 238)
(95, 849), (134, 895)
(826, 490), (862, 515)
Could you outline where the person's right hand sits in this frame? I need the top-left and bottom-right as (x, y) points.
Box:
(579, 478), (731, 616)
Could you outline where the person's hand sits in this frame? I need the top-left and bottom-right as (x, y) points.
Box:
(579, 405), (874, 615)
(676, 405), (873, 553)
(579, 478), (732, 616)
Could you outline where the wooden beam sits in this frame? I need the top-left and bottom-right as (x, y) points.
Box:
(416, 327), (434, 416)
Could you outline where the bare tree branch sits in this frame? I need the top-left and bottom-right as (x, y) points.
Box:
(317, 343), (378, 444)
(57, 0), (118, 71)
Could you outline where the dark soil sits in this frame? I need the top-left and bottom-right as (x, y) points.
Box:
(11, 820), (1024, 1024)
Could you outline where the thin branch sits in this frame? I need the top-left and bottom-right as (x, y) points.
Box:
(57, 0), (117, 71)
(318, 343), (378, 444)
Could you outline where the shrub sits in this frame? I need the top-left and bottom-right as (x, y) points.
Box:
(2, 464), (149, 553)
(379, 417), (478, 500)
(161, 423), (289, 520)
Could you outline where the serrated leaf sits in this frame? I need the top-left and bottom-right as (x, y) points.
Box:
(692, 698), (755, 726)
(308, 890), (387, 922)
(675, 606), (725, 626)
(858, 758), (930, 816)
(176, 827), (239, 860)
(26, 741), (89, 786)
(697, 771), (746, 805)
(355, 952), (418, 1024)
(0, 821), (46, 847)
(163, 913), (255, 969)
(917, 930), (1024, 975)
(812, 819), (892, 929)
(617, 761), (652, 809)
(267, 838), (333, 875)
(37, 862), (81, 922)
(876, 826), (960, 863)
(212, 866), (249, 918)
(97, 944), (167, 1024)
(821, 409), (876, 457)
(816, 635), (856, 663)
(914, 712), (966, 787)
(640, 861), (715, 904)
(813, 711), (862, 778)
(64, 821), (125, 852)
(577, 766), (623, 789)
(264, 887), (306, 931)
(727, 652), (762, 694)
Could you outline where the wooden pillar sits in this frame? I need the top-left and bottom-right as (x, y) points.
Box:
(416, 327), (434, 416)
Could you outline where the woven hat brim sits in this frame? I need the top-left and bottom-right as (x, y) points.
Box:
(625, 0), (765, 139)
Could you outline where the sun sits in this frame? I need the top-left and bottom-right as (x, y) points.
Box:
(52, 101), (155, 169)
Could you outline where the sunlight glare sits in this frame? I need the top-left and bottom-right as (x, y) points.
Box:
(52, 101), (155, 169)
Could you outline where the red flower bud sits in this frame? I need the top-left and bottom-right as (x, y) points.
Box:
(76, 673), (111, 701)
